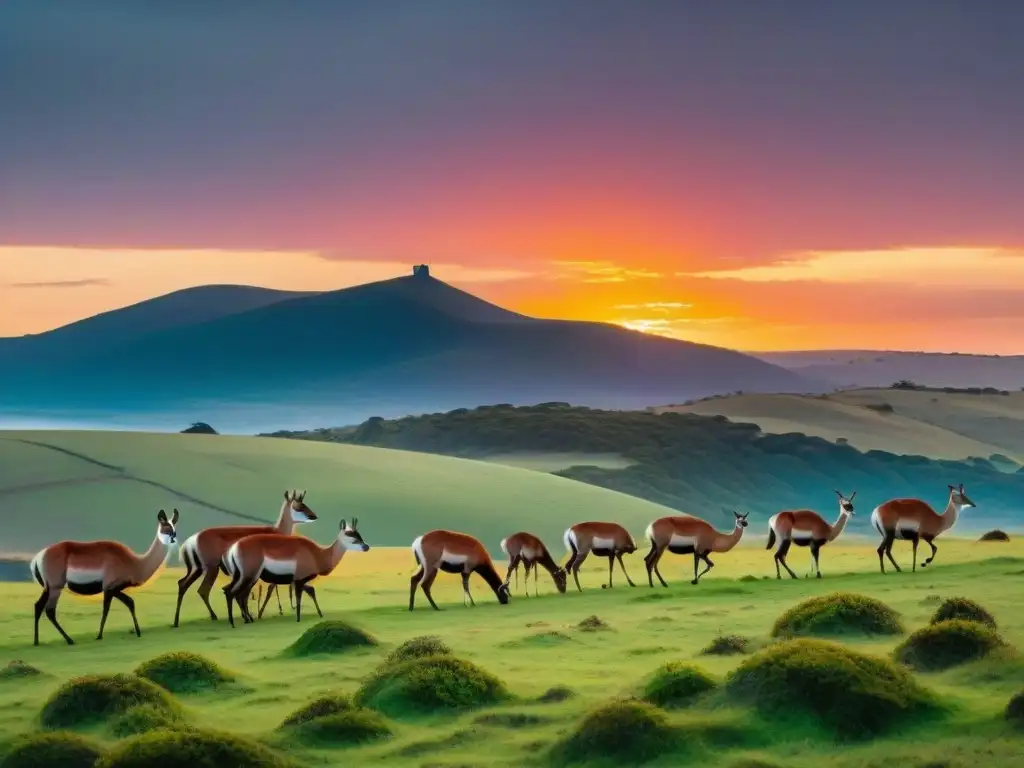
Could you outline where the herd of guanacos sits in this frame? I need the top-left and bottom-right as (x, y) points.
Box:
(27, 483), (976, 646)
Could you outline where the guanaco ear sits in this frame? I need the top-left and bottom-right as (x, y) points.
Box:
(284, 490), (293, 501)
(298, 490), (306, 502)
(170, 509), (179, 525)
(351, 517), (359, 529)
(948, 484), (956, 492)
(157, 509), (167, 522)
(834, 489), (843, 497)
(959, 483), (964, 492)
(849, 491), (857, 500)
(339, 518), (347, 531)
(733, 510), (741, 519)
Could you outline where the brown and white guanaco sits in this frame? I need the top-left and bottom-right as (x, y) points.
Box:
(563, 522), (637, 592)
(500, 532), (568, 596)
(222, 518), (370, 627)
(644, 511), (749, 587)
(871, 484), (975, 572)
(767, 490), (855, 579)
(410, 530), (511, 610)
(173, 490), (315, 626)
(29, 509), (179, 646)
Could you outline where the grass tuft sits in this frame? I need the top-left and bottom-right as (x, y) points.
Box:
(38, 674), (180, 730)
(95, 728), (294, 768)
(1006, 691), (1024, 726)
(282, 620), (377, 657)
(0, 661), (43, 681)
(109, 704), (186, 739)
(929, 597), (997, 629)
(895, 619), (1008, 671)
(537, 686), (575, 703)
(550, 698), (678, 766)
(640, 662), (717, 709)
(576, 615), (612, 632)
(979, 529), (1011, 542)
(279, 695), (354, 728)
(383, 635), (452, 666)
(701, 635), (752, 656)
(133, 652), (235, 694)
(726, 638), (939, 739)
(355, 655), (508, 717)
(0, 731), (104, 768)
(771, 592), (904, 637)
(280, 709), (392, 747)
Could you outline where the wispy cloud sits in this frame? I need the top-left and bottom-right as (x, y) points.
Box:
(9, 278), (111, 289)
(552, 260), (662, 283)
(613, 301), (692, 311)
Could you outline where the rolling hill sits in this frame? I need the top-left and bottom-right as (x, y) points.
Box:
(0, 430), (678, 556)
(0, 270), (819, 431)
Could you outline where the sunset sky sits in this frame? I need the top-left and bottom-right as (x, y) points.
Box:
(3, 2), (1024, 353)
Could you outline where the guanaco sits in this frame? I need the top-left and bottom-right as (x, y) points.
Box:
(410, 530), (511, 610)
(500, 532), (568, 596)
(173, 490), (315, 626)
(223, 518), (370, 627)
(644, 510), (749, 587)
(767, 490), (856, 579)
(563, 522), (637, 592)
(871, 484), (975, 572)
(29, 509), (179, 646)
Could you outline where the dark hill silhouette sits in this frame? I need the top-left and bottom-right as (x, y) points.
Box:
(1, 272), (821, 416)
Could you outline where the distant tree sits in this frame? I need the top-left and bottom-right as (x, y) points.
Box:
(181, 422), (218, 435)
(890, 380), (920, 390)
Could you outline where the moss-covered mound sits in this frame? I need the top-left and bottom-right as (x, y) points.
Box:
(355, 655), (508, 717)
(283, 621), (377, 657)
(726, 638), (937, 739)
(979, 529), (1010, 542)
(538, 685), (575, 703)
(0, 660), (43, 681)
(282, 709), (392, 746)
(641, 663), (717, 709)
(771, 592), (904, 638)
(279, 695), (354, 728)
(110, 704), (185, 739)
(895, 619), (1007, 671)
(550, 699), (678, 765)
(576, 615), (612, 632)
(701, 635), (751, 656)
(134, 652), (235, 694)
(39, 674), (180, 730)
(95, 729), (293, 768)
(1006, 691), (1024, 726)
(929, 597), (997, 629)
(384, 635), (452, 667)
(0, 731), (104, 768)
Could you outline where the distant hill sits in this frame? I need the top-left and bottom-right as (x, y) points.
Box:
(757, 350), (1024, 390)
(0, 270), (819, 427)
(264, 404), (1024, 534)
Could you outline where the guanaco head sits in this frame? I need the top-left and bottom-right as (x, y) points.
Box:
(496, 580), (511, 605)
(732, 510), (750, 528)
(552, 567), (568, 593)
(156, 508), (179, 545)
(286, 489), (317, 523)
(338, 518), (370, 552)
(948, 483), (976, 508)
(834, 490), (857, 515)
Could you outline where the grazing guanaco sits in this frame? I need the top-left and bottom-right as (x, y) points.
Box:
(29, 509), (179, 646)
(500, 532), (568, 596)
(644, 511), (750, 587)
(222, 518), (370, 627)
(409, 530), (511, 610)
(766, 491), (856, 580)
(871, 484), (975, 572)
(563, 522), (637, 592)
(173, 490), (315, 627)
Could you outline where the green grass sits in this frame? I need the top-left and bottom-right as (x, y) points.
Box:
(1, 542), (1023, 766)
(0, 430), (676, 554)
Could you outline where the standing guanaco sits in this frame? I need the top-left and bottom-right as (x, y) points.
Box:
(409, 530), (511, 610)
(871, 484), (975, 572)
(644, 511), (749, 587)
(29, 509), (179, 646)
(563, 522), (637, 592)
(766, 491), (856, 579)
(500, 532), (568, 596)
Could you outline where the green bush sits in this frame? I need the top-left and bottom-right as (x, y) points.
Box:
(39, 674), (180, 729)
(701, 635), (751, 656)
(726, 638), (937, 739)
(383, 635), (452, 666)
(95, 729), (293, 768)
(550, 698), (678, 765)
(929, 598), (997, 629)
(283, 621), (377, 657)
(134, 653), (235, 694)
(538, 686), (575, 703)
(279, 695), (354, 728)
(641, 663), (717, 709)
(110, 705), (185, 739)
(771, 592), (904, 637)
(895, 620), (1006, 671)
(1006, 691), (1024, 725)
(355, 655), (508, 717)
(283, 710), (392, 746)
(0, 731), (103, 768)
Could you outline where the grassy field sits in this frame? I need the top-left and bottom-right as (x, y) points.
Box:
(479, 452), (634, 472)
(655, 388), (1024, 463)
(0, 431), (674, 554)
(1, 539), (1022, 766)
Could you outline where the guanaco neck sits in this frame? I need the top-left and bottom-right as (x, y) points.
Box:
(475, 560), (506, 596)
(713, 523), (745, 553)
(133, 532), (172, 585)
(314, 539), (347, 575)
(273, 497), (295, 535)
(939, 496), (963, 534)
(536, 549), (562, 576)
(828, 510), (851, 542)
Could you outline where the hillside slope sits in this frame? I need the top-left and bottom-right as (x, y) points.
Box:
(0, 431), (677, 554)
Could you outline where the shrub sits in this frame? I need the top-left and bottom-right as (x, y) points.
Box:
(383, 636), (452, 666)
(0, 731), (104, 768)
(895, 620), (1006, 671)
(39, 674), (180, 729)
(279, 695), (353, 728)
(134, 652), (235, 694)
(110, 704), (185, 738)
(701, 635), (751, 656)
(0, 660), (43, 680)
(538, 686), (575, 703)
(641, 663), (717, 709)
(930, 598), (997, 629)
(576, 615), (611, 632)
(550, 698), (678, 765)
(283, 621), (377, 657)
(1006, 691), (1024, 726)
(771, 592), (904, 638)
(355, 655), (508, 717)
(282, 710), (392, 746)
(979, 529), (1010, 542)
(726, 638), (937, 739)
(95, 729), (293, 768)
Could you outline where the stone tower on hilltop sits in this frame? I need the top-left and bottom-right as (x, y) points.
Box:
(412, 264), (430, 278)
